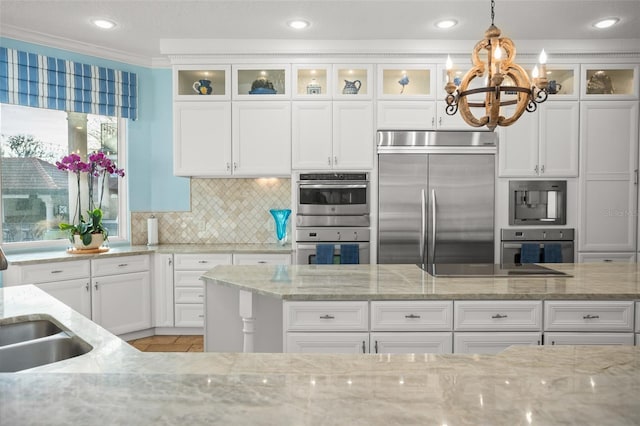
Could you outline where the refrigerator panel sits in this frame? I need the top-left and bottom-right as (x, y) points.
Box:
(427, 154), (495, 264)
(378, 154), (428, 264)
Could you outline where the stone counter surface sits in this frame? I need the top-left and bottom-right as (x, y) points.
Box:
(202, 262), (640, 300)
(4, 243), (292, 265)
(1, 285), (639, 425)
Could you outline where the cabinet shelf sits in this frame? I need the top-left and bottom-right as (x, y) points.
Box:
(174, 66), (230, 100)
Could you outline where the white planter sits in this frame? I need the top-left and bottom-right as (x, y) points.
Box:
(73, 233), (104, 250)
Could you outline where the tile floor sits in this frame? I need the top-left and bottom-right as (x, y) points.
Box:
(127, 335), (203, 352)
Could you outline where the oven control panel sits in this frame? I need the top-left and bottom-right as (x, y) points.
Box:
(295, 228), (370, 242)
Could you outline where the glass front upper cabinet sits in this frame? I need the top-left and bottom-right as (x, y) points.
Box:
(174, 66), (231, 100)
(233, 65), (290, 100)
(333, 65), (373, 99)
(542, 65), (579, 99)
(378, 65), (436, 100)
(581, 64), (639, 99)
(292, 65), (332, 99)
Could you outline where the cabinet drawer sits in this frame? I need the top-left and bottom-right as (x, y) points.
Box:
(544, 301), (634, 332)
(370, 332), (453, 354)
(285, 332), (369, 353)
(174, 303), (204, 327)
(232, 253), (291, 265)
(174, 271), (205, 288)
(454, 301), (542, 331)
(544, 332), (635, 346)
(174, 287), (204, 304)
(174, 253), (232, 270)
(453, 332), (542, 354)
(636, 302), (640, 333)
(18, 260), (90, 284)
(92, 254), (150, 277)
(284, 301), (368, 332)
(370, 301), (452, 331)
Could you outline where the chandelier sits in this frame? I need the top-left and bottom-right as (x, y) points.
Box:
(444, 0), (548, 131)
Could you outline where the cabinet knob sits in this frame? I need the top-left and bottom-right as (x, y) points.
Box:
(534, 165), (539, 174)
(94, 283), (99, 290)
(226, 163), (231, 171)
(328, 157), (332, 166)
(85, 283), (90, 292)
(334, 156), (338, 165)
(431, 117), (435, 126)
(540, 165), (545, 173)
(233, 162), (237, 170)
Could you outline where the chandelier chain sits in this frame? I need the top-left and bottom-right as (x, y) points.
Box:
(490, 0), (495, 26)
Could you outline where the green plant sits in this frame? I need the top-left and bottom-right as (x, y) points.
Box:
(55, 152), (124, 245)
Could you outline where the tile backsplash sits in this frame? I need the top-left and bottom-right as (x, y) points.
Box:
(130, 178), (291, 245)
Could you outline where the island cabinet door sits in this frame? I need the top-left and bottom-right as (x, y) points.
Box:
(453, 332), (542, 354)
(285, 332), (369, 354)
(370, 332), (453, 354)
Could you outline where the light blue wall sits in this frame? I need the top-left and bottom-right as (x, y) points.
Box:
(0, 38), (190, 213)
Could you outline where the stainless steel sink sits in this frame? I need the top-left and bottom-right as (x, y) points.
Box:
(0, 317), (93, 372)
(0, 319), (63, 347)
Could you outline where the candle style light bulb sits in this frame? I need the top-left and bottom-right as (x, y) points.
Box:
(532, 66), (539, 79)
(539, 49), (547, 65)
(445, 55), (454, 84)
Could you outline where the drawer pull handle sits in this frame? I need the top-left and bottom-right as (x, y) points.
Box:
(374, 340), (379, 353)
(198, 261), (209, 264)
(198, 315), (204, 318)
(362, 340), (366, 353)
(319, 315), (335, 320)
(583, 314), (600, 320)
(258, 261), (267, 264)
(491, 314), (508, 319)
(405, 314), (421, 319)
(50, 270), (63, 274)
(198, 294), (204, 298)
(118, 263), (128, 267)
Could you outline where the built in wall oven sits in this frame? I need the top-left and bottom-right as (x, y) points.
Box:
(501, 228), (575, 264)
(295, 172), (371, 264)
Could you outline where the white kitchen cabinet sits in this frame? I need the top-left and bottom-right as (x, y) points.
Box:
(577, 252), (637, 263)
(293, 100), (373, 170)
(498, 101), (579, 177)
(370, 301), (452, 331)
(232, 253), (291, 265)
(544, 301), (635, 332)
(37, 278), (91, 318)
(376, 101), (435, 130)
(173, 101), (232, 176)
(232, 65), (290, 100)
(153, 253), (175, 327)
(333, 64), (373, 100)
(544, 332), (635, 346)
(173, 65), (231, 100)
(579, 101), (638, 253)
(286, 332), (369, 353)
(453, 332), (542, 354)
(173, 253), (233, 328)
(580, 64), (639, 100)
(91, 271), (151, 336)
(454, 300), (543, 331)
(332, 101), (374, 170)
(232, 101), (291, 176)
(370, 332), (452, 354)
(91, 255), (152, 336)
(284, 301), (369, 332)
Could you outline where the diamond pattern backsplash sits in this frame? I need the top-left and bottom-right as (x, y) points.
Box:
(130, 178), (291, 245)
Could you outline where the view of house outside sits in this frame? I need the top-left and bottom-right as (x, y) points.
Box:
(0, 104), (120, 244)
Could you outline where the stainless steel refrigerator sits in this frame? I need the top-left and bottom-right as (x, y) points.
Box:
(377, 131), (497, 268)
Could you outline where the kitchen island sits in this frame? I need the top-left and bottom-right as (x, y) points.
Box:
(202, 262), (640, 353)
(1, 283), (639, 425)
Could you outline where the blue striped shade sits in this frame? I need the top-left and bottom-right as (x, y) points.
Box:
(0, 47), (137, 119)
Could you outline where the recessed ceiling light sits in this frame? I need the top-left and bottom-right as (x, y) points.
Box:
(288, 20), (310, 30)
(92, 19), (117, 30)
(593, 17), (619, 29)
(436, 19), (458, 29)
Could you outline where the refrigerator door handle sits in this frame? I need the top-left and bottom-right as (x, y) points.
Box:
(420, 189), (427, 263)
(431, 189), (437, 264)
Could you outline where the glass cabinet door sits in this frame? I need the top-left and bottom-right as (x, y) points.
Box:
(333, 65), (373, 99)
(543, 65), (579, 99)
(378, 65), (435, 99)
(292, 65), (332, 99)
(174, 66), (231, 100)
(581, 64), (639, 99)
(233, 65), (290, 99)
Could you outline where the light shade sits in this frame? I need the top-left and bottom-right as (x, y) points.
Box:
(436, 19), (458, 29)
(287, 20), (310, 30)
(92, 19), (116, 30)
(593, 18), (620, 29)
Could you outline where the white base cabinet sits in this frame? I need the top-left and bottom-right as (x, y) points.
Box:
(454, 332), (542, 354)
(577, 252), (637, 263)
(37, 278), (91, 318)
(286, 332), (369, 354)
(544, 332), (634, 346)
(370, 332), (452, 354)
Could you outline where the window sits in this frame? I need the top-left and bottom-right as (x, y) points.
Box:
(1, 103), (127, 246)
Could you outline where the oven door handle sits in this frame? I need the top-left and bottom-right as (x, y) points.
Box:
(298, 184), (368, 189)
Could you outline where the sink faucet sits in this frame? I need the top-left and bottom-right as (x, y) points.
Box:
(0, 247), (8, 270)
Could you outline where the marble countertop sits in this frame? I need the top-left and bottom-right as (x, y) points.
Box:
(202, 262), (640, 300)
(4, 243), (292, 265)
(1, 285), (639, 425)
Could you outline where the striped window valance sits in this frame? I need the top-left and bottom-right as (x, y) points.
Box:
(0, 47), (137, 120)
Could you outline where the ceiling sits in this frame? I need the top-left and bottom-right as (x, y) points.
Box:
(1, 0), (639, 66)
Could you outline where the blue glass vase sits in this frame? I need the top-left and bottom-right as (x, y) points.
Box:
(269, 209), (291, 245)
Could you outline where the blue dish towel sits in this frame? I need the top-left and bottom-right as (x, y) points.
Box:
(340, 244), (360, 264)
(543, 243), (563, 263)
(520, 243), (541, 263)
(315, 244), (335, 264)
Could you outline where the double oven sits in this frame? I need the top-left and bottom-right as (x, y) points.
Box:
(294, 172), (370, 264)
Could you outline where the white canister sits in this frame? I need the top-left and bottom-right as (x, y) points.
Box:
(147, 215), (158, 246)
